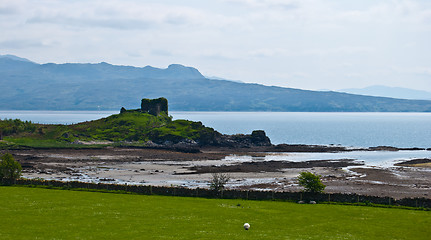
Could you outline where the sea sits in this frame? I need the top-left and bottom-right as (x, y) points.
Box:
(1, 111), (431, 148)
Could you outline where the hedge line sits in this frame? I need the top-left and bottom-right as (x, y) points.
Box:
(3, 178), (430, 209)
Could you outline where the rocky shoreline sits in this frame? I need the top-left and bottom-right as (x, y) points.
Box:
(2, 145), (430, 200)
(111, 141), (431, 154)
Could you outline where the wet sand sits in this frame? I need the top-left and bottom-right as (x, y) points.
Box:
(3, 147), (430, 200)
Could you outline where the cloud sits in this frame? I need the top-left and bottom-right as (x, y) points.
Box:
(302, 46), (374, 56)
(333, 0), (431, 25)
(21, 1), (162, 30)
(248, 48), (289, 58)
(1, 0), (430, 91)
(225, 0), (299, 10)
(151, 49), (173, 57)
(11, 0), (241, 31)
(197, 49), (242, 62)
(27, 16), (154, 30)
(0, 6), (17, 15)
(391, 66), (431, 76)
(0, 39), (45, 49)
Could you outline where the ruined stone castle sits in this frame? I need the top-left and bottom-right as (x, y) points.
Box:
(141, 97), (168, 116)
(120, 97), (168, 116)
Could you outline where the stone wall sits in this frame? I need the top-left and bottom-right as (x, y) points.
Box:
(8, 179), (431, 209)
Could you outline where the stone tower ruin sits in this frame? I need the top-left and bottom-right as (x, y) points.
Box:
(141, 97), (168, 116)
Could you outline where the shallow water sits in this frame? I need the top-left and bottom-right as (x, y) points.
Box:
(224, 150), (431, 168)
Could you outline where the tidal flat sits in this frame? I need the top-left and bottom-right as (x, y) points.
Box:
(4, 147), (430, 199)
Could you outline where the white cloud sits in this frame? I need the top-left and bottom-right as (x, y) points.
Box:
(226, 0), (300, 9)
(7, 0), (245, 31)
(1, 0), (430, 91)
(0, 6), (17, 15)
(151, 49), (173, 57)
(302, 46), (374, 56)
(0, 39), (46, 49)
(248, 48), (289, 58)
(333, 0), (431, 25)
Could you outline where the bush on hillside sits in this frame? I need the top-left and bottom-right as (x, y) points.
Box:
(0, 119), (36, 137)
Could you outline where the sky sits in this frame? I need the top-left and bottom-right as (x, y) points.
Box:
(1, 0), (430, 91)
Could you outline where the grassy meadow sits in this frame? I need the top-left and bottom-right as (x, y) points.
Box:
(1, 186), (430, 239)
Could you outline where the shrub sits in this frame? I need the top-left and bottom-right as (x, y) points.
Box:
(209, 173), (230, 192)
(297, 171), (326, 193)
(0, 153), (22, 182)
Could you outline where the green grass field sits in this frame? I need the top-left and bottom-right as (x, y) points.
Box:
(1, 186), (430, 240)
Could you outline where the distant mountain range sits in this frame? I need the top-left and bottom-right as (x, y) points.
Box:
(339, 86), (431, 100)
(0, 54), (34, 63)
(1, 54), (431, 112)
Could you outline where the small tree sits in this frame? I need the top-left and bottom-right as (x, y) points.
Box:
(297, 171), (325, 193)
(0, 153), (22, 183)
(209, 173), (230, 192)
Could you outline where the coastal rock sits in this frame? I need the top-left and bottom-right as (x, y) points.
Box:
(214, 130), (271, 148)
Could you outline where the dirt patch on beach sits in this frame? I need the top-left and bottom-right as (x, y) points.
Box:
(185, 159), (361, 174)
(323, 167), (431, 199)
(395, 158), (431, 168)
(6, 148), (228, 163)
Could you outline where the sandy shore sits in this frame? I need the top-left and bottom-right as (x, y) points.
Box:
(2, 147), (430, 200)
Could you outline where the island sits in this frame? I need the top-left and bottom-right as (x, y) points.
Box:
(0, 98), (271, 150)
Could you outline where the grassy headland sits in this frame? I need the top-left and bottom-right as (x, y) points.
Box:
(0, 111), (218, 149)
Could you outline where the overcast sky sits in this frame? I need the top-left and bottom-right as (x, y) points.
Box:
(1, 0), (430, 91)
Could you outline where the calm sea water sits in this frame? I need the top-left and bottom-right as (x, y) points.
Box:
(1, 111), (430, 148)
(173, 112), (431, 148)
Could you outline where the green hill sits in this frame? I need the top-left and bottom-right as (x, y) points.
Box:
(0, 109), (270, 149)
(0, 111), (219, 148)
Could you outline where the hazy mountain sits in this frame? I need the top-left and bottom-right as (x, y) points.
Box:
(339, 85), (431, 100)
(205, 76), (244, 83)
(0, 54), (34, 63)
(1, 55), (431, 112)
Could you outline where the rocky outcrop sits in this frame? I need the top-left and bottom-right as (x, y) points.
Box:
(212, 130), (271, 148)
(119, 98), (271, 148)
(147, 129), (271, 149)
